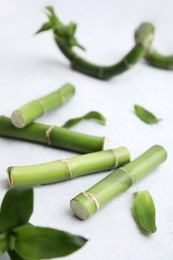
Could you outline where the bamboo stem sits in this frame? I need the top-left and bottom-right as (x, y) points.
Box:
(70, 145), (167, 220)
(11, 83), (75, 128)
(56, 41), (148, 80)
(7, 147), (130, 187)
(0, 116), (106, 153)
(55, 23), (154, 79)
(37, 7), (155, 79)
(145, 49), (173, 69)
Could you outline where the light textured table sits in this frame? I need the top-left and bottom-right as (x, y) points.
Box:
(0, 0), (173, 259)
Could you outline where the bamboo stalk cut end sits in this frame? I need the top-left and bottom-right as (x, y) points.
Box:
(70, 200), (88, 220)
(7, 167), (14, 187)
(11, 111), (26, 128)
(103, 137), (110, 150)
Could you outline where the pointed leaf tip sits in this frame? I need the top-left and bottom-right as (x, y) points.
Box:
(35, 22), (53, 34)
(46, 6), (55, 13)
(132, 191), (157, 233)
(12, 225), (87, 259)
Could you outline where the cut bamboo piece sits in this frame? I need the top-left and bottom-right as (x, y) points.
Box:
(70, 145), (167, 220)
(11, 83), (75, 128)
(0, 116), (106, 153)
(7, 147), (130, 187)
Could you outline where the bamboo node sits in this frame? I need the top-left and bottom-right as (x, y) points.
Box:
(46, 125), (55, 145)
(119, 167), (136, 185)
(98, 67), (104, 79)
(145, 47), (154, 58)
(111, 149), (119, 168)
(61, 159), (73, 178)
(37, 100), (46, 114)
(168, 60), (173, 70)
(72, 54), (79, 68)
(123, 58), (133, 69)
(58, 91), (65, 104)
(83, 191), (100, 211)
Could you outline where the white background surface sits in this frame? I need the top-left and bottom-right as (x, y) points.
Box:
(0, 0), (173, 259)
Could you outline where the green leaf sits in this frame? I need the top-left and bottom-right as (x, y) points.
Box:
(66, 23), (77, 37)
(0, 237), (8, 257)
(0, 187), (33, 232)
(36, 6), (85, 51)
(46, 6), (55, 14)
(132, 191), (157, 233)
(36, 6), (61, 35)
(62, 111), (106, 128)
(12, 225), (87, 259)
(68, 38), (85, 50)
(46, 6), (61, 27)
(35, 22), (53, 34)
(134, 104), (161, 124)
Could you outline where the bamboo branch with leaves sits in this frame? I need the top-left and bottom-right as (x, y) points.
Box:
(36, 6), (155, 79)
(0, 187), (87, 259)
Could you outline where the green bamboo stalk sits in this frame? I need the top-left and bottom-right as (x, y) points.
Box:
(7, 147), (130, 187)
(11, 83), (75, 128)
(70, 145), (167, 220)
(36, 7), (155, 79)
(145, 49), (173, 69)
(0, 116), (106, 153)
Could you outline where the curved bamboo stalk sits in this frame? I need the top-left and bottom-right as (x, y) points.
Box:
(70, 145), (167, 220)
(7, 147), (130, 186)
(36, 7), (155, 79)
(145, 48), (173, 69)
(0, 116), (106, 153)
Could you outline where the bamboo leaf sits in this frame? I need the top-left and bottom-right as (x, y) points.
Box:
(12, 225), (87, 259)
(134, 104), (161, 124)
(68, 38), (85, 50)
(35, 22), (53, 34)
(46, 6), (61, 27)
(0, 187), (33, 232)
(132, 191), (157, 233)
(36, 6), (61, 35)
(0, 237), (8, 257)
(67, 23), (77, 37)
(62, 111), (106, 128)
(36, 6), (85, 51)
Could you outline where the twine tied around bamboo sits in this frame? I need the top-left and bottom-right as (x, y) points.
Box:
(111, 149), (119, 168)
(83, 191), (100, 211)
(119, 167), (136, 185)
(37, 100), (46, 114)
(61, 159), (73, 178)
